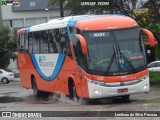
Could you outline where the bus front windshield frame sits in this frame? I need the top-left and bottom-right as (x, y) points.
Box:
(82, 27), (147, 76)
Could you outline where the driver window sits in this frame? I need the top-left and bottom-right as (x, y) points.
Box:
(71, 36), (78, 58)
(77, 41), (86, 70)
(70, 27), (86, 70)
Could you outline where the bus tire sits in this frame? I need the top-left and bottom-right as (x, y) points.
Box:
(32, 78), (42, 97)
(68, 80), (79, 101)
(32, 78), (50, 97)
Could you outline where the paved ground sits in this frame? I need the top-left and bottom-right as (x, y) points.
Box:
(0, 78), (160, 119)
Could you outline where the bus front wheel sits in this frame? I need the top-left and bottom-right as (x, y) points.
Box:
(68, 81), (79, 101)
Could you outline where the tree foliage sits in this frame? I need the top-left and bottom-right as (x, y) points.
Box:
(50, 0), (160, 42)
(0, 26), (17, 69)
(133, 0), (160, 45)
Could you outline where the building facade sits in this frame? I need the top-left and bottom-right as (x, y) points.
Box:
(1, 0), (60, 29)
(0, 0), (61, 74)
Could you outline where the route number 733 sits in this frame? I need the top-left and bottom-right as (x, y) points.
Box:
(97, 76), (104, 81)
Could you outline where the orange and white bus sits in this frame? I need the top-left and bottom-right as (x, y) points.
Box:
(17, 15), (155, 100)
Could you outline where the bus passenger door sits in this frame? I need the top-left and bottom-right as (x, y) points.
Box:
(69, 30), (84, 97)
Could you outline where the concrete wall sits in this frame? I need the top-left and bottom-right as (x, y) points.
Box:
(12, 0), (55, 11)
(1, 5), (60, 20)
(1, 0), (65, 74)
(8, 59), (19, 74)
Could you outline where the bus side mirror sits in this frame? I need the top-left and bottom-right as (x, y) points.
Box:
(141, 28), (156, 47)
(75, 34), (88, 55)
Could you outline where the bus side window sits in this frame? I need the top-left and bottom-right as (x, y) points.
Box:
(54, 29), (62, 53)
(32, 32), (39, 54)
(70, 27), (79, 58)
(59, 28), (72, 56)
(28, 33), (33, 54)
(48, 30), (53, 53)
(24, 33), (29, 54)
(48, 30), (57, 53)
(51, 29), (58, 53)
(19, 34), (24, 53)
(42, 31), (49, 53)
(39, 31), (43, 54)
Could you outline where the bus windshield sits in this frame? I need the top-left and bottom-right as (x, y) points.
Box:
(82, 27), (147, 76)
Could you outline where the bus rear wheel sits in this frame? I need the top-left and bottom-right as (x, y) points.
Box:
(32, 78), (50, 97)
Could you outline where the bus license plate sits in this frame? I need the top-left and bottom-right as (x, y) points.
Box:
(118, 88), (128, 93)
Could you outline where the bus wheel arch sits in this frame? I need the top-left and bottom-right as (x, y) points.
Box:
(68, 77), (79, 101)
(31, 75), (51, 97)
(31, 74), (35, 86)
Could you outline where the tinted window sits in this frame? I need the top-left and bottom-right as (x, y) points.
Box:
(70, 27), (86, 69)
(18, 33), (29, 54)
(83, 31), (115, 72)
(48, 30), (57, 53)
(19, 27), (71, 54)
(70, 27), (78, 58)
(148, 63), (156, 68)
(114, 28), (146, 69)
(28, 33), (33, 54)
(19, 34), (24, 53)
(24, 33), (29, 53)
(33, 32), (39, 54)
(156, 62), (160, 67)
(42, 31), (49, 53)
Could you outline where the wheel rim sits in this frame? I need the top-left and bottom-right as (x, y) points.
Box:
(2, 78), (8, 83)
(73, 87), (76, 98)
(73, 86), (79, 101)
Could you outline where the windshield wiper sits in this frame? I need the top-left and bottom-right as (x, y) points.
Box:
(117, 44), (136, 73)
(106, 45), (117, 74)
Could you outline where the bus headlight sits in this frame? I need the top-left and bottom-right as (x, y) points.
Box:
(138, 74), (149, 81)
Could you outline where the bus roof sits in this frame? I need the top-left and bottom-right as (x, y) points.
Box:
(74, 15), (138, 30)
(17, 14), (138, 34)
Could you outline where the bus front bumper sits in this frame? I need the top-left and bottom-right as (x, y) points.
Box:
(85, 76), (149, 99)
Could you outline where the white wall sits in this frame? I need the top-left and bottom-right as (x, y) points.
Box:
(8, 59), (19, 74)
(1, 5), (60, 20)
